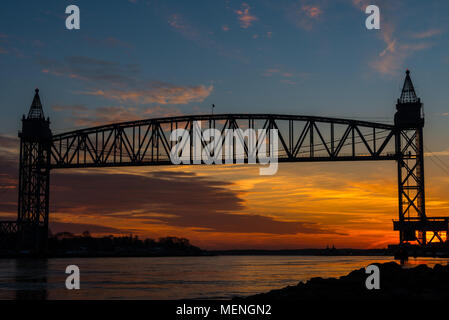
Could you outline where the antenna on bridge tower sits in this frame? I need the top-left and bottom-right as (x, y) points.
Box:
(28, 88), (45, 119)
(399, 69), (419, 104)
(395, 70), (423, 128)
(212, 104), (215, 115)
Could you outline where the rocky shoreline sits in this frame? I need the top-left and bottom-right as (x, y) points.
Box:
(243, 262), (449, 300)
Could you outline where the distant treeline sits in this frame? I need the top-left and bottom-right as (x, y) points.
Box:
(210, 248), (392, 256)
(48, 231), (204, 257)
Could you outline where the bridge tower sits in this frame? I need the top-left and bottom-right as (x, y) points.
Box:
(17, 89), (52, 253)
(393, 70), (428, 246)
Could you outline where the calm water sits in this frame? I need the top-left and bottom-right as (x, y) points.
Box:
(0, 255), (448, 300)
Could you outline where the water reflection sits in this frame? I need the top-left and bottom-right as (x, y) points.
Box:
(0, 256), (448, 300)
(14, 259), (48, 300)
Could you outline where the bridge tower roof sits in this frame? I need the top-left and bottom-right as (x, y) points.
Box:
(28, 88), (45, 119)
(399, 69), (419, 104)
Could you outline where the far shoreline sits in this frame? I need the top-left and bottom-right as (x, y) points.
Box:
(2, 247), (449, 259)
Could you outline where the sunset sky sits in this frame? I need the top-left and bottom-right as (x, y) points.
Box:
(1, 0), (449, 249)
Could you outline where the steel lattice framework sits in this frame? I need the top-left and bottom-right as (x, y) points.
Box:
(393, 71), (449, 246)
(1, 71), (448, 254)
(49, 114), (396, 169)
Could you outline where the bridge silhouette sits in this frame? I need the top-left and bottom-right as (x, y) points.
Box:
(1, 70), (448, 254)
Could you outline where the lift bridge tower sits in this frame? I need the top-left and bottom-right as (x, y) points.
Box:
(16, 89), (52, 253)
(393, 70), (448, 247)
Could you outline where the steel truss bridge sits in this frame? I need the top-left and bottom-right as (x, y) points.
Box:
(50, 114), (397, 168)
(1, 70), (448, 253)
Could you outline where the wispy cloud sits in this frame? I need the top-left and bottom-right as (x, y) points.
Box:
(426, 151), (449, 157)
(411, 28), (443, 39)
(40, 55), (213, 106)
(80, 83), (213, 105)
(168, 13), (196, 36)
(369, 20), (404, 75)
(351, 1), (436, 76)
(262, 68), (280, 76)
(52, 104), (182, 127)
(262, 67), (309, 85)
(167, 13), (248, 62)
(39, 56), (139, 87)
(0, 135), (19, 155)
(352, 0), (372, 10)
(235, 3), (258, 29)
(287, 1), (324, 31)
(85, 36), (135, 51)
(302, 5), (322, 18)
(370, 37), (434, 76)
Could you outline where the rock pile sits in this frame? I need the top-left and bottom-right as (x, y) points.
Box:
(245, 262), (449, 300)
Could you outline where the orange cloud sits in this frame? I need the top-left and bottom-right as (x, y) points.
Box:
(370, 39), (434, 76)
(52, 104), (182, 127)
(262, 68), (308, 85)
(288, 1), (323, 31)
(235, 3), (258, 29)
(352, 0), (372, 11)
(262, 68), (280, 76)
(40, 56), (214, 105)
(350, 0), (438, 75)
(302, 5), (322, 18)
(168, 13), (189, 31)
(351, 3), (436, 76)
(411, 28), (443, 39)
(80, 83), (213, 105)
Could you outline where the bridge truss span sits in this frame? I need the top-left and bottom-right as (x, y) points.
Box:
(50, 114), (397, 169)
